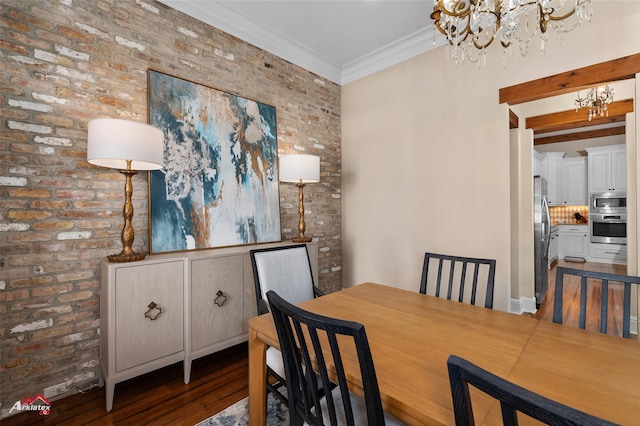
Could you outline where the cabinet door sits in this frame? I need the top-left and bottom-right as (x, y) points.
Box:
(611, 148), (627, 192)
(114, 261), (184, 372)
(587, 150), (611, 193)
(546, 155), (564, 205)
(563, 158), (586, 205)
(191, 255), (244, 351)
(561, 230), (588, 258)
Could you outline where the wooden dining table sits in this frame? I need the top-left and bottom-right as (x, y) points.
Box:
(247, 282), (640, 425)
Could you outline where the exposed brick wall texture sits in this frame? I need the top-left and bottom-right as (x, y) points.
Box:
(0, 0), (342, 415)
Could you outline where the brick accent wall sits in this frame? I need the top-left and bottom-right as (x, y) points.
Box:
(0, 0), (341, 416)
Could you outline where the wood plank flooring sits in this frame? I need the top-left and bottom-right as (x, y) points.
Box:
(1, 343), (249, 426)
(535, 259), (629, 337)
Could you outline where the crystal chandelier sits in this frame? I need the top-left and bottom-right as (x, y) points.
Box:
(575, 86), (614, 121)
(430, 0), (593, 66)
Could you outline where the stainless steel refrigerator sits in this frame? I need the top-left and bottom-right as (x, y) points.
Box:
(534, 175), (550, 307)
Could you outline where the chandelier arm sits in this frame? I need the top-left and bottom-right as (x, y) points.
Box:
(471, 6), (501, 51)
(433, 0), (471, 18)
(473, 34), (496, 50)
(431, 7), (474, 45)
(548, 8), (578, 21)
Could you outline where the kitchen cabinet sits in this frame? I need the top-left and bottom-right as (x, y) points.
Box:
(537, 152), (586, 205)
(533, 150), (544, 177)
(560, 225), (588, 260)
(100, 240), (318, 411)
(589, 242), (627, 264)
(549, 227), (559, 266)
(562, 157), (587, 205)
(542, 152), (564, 206)
(585, 145), (626, 193)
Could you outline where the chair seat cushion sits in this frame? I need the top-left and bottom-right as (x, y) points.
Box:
(266, 346), (286, 378)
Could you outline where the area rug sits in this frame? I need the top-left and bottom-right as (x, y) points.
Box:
(195, 393), (288, 426)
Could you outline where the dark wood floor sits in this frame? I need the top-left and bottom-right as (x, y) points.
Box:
(2, 343), (249, 426)
(536, 259), (628, 336)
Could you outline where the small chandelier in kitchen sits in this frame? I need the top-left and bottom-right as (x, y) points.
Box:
(430, 0), (593, 66)
(575, 86), (614, 122)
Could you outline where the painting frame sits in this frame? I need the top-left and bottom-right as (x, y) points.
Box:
(147, 69), (281, 254)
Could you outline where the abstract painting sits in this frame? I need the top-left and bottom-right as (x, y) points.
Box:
(147, 69), (280, 253)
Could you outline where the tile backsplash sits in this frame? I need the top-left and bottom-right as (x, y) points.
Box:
(549, 205), (589, 225)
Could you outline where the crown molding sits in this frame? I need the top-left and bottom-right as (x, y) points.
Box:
(158, 0), (439, 86)
(159, 0), (343, 83)
(341, 27), (445, 85)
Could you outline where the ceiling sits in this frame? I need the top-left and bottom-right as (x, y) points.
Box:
(156, 0), (444, 85)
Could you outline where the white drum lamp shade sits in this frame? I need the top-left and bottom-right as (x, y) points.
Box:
(279, 154), (320, 183)
(87, 118), (164, 171)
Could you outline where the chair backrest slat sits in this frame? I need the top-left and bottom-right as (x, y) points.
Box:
(420, 252), (496, 309)
(447, 355), (616, 426)
(553, 266), (640, 339)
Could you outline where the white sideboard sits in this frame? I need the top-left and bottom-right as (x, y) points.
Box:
(100, 240), (318, 411)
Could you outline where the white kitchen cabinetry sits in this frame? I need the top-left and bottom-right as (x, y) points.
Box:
(543, 152), (564, 206)
(563, 157), (587, 205)
(533, 150), (544, 177)
(585, 145), (626, 193)
(100, 241), (318, 411)
(100, 259), (185, 412)
(549, 227), (559, 266)
(589, 242), (627, 264)
(559, 225), (588, 260)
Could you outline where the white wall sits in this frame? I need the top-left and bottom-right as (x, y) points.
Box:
(341, 2), (640, 312)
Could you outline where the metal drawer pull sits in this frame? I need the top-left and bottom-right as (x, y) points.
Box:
(145, 302), (162, 320)
(214, 290), (227, 307)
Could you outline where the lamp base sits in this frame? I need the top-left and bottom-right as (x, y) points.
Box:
(292, 237), (312, 243)
(108, 251), (147, 262)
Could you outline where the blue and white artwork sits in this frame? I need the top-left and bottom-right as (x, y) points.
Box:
(148, 70), (280, 253)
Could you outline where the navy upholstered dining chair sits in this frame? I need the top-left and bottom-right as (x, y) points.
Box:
(553, 266), (640, 338)
(250, 244), (323, 405)
(266, 290), (405, 426)
(419, 252), (496, 309)
(447, 355), (616, 426)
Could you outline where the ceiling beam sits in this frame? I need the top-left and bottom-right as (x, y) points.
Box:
(526, 99), (634, 133)
(534, 126), (626, 145)
(499, 53), (640, 105)
(509, 109), (519, 129)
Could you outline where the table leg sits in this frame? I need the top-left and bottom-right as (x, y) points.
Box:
(248, 327), (267, 426)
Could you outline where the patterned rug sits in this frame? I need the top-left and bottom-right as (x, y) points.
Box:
(195, 393), (289, 426)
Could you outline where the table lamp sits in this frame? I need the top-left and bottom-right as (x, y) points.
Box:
(87, 118), (164, 262)
(279, 154), (320, 242)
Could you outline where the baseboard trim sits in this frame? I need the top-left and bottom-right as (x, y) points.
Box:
(509, 297), (537, 315)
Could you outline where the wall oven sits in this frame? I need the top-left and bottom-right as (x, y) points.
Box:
(590, 192), (627, 244)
